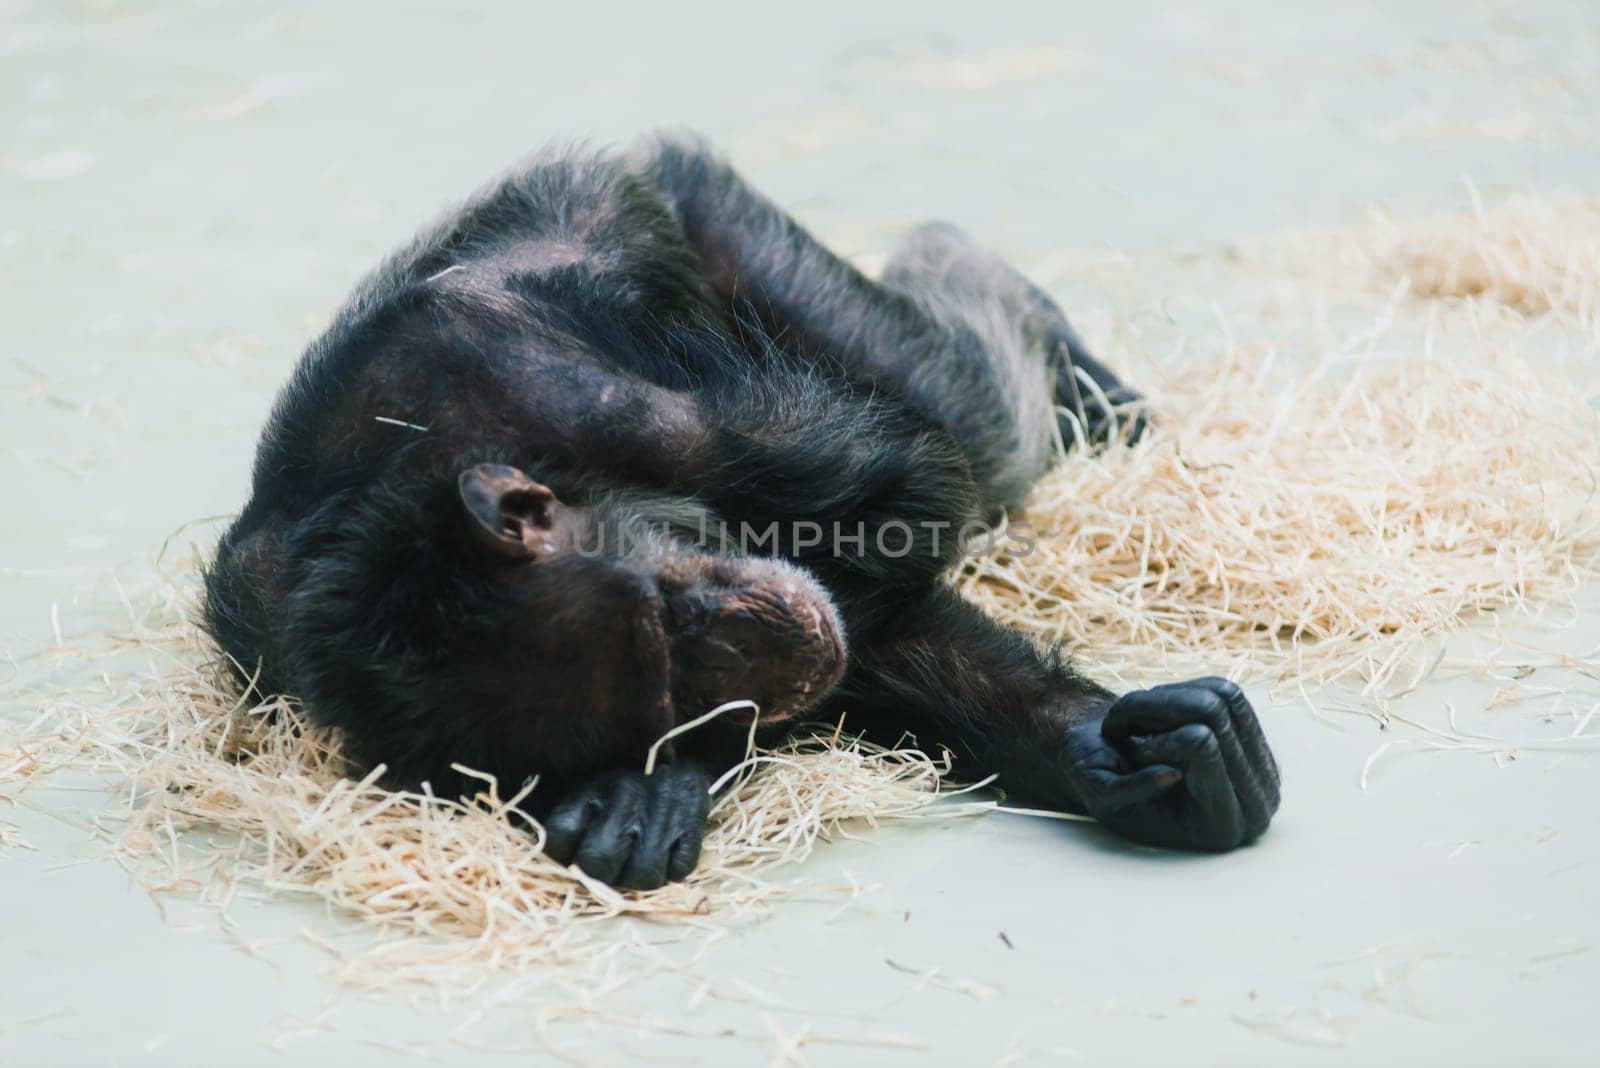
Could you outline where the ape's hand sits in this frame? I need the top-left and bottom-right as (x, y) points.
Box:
(1063, 678), (1279, 851)
(539, 764), (712, 890)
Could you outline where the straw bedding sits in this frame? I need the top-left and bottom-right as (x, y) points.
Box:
(3, 190), (1598, 989)
(961, 347), (1600, 692)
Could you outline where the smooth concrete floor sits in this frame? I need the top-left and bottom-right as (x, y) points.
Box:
(3, 2), (1597, 1064)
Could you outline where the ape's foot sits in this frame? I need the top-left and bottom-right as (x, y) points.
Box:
(539, 764), (712, 889)
(1058, 385), (1153, 451)
(1062, 677), (1279, 851)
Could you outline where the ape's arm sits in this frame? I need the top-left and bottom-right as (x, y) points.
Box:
(525, 586), (1280, 888)
(839, 588), (1280, 851)
(503, 343), (982, 589)
(503, 339), (972, 519)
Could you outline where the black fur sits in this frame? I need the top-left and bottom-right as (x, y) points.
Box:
(205, 134), (1279, 887)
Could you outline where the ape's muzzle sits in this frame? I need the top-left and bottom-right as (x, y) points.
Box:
(659, 562), (846, 727)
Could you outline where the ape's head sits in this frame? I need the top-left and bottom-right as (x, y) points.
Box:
(203, 458), (845, 793)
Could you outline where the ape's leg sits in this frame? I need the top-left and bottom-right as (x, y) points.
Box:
(632, 135), (1052, 516)
(880, 221), (1149, 452)
(837, 587), (1280, 851)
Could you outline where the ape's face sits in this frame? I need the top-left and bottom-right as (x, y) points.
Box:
(215, 461), (847, 789)
(451, 463), (847, 770)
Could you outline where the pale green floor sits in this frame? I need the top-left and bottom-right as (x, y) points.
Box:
(3, 2), (1598, 1064)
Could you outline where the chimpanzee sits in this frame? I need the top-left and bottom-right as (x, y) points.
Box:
(204, 134), (1279, 890)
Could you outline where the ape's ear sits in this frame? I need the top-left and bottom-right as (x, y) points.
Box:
(457, 463), (557, 560)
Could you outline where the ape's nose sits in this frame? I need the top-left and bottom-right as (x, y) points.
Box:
(664, 573), (845, 725)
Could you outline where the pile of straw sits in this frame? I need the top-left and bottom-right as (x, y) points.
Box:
(6, 576), (985, 985)
(965, 187), (1600, 691)
(4, 188), (1599, 993)
(1365, 189), (1600, 322)
(963, 347), (1600, 691)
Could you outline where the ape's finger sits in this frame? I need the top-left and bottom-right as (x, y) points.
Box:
(616, 830), (672, 890)
(541, 789), (600, 865)
(1171, 679), (1278, 830)
(666, 770), (712, 882)
(1078, 763), (1183, 812)
(572, 777), (647, 884)
(1105, 388), (1151, 447)
(1107, 685), (1268, 831)
(616, 775), (692, 891)
(1103, 683), (1225, 740)
(1130, 723), (1244, 851)
(666, 826), (705, 882)
(674, 768), (713, 828)
(1193, 677), (1281, 812)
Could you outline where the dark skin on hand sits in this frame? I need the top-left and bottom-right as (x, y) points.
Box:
(203, 134), (1280, 891)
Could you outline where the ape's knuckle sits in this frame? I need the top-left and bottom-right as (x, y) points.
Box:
(544, 818), (579, 841)
(668, 851), (702, 881)
(669, 776), (710, 809)
(1171, 722), (1216, 751)
(1207, 676), (1247, 703)
(1190, 690), (1231, 722)
(575, 849), (618, 873)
